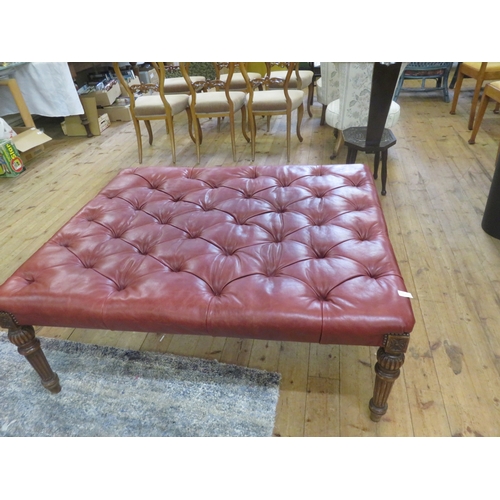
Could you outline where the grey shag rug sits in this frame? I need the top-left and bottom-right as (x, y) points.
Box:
(0, 333), (281, 437)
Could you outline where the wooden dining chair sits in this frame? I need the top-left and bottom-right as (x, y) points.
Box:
(267, 63), (315, 118)
(468, 81), (500, 144)
(240, 62), (304, 163)
(113, 62), (193, 164)
(180, 62), (250, 163)
(343, 62), (403, 196)
(213, 63), (262, 91)
(163, 63), (206, 94)
(450, 62), (500, 130)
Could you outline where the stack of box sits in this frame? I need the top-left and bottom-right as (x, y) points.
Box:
(61, 66), (138, 137)
(99, 66), (140, 123)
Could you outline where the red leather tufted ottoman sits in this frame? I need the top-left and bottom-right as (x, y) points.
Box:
(0, 164), (415, 421)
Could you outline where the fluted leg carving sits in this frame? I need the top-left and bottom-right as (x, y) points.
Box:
(7, 323), (61, 394)
(369, 334), (409, 422)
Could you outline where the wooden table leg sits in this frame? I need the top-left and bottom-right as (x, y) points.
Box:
(369, 333), (410, 422)
(0, 311), (61, 393)
(0, 78), (36, 128)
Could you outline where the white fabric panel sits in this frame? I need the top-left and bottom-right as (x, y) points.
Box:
(0, 62), (84, 118)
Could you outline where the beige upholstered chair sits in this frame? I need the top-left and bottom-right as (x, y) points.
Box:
(180, 62), (250, 163)
(316, 62), (340, 125)
(113, 62), (193, 164)
(324, 62), (405, 158)
(268, 64), (314, 118)
(240, 62), (304, 162)
(450, 62), (500, 130)
(214, 63), (262, 91)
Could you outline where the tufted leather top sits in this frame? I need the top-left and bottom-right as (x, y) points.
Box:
(0, 165), (415, 346)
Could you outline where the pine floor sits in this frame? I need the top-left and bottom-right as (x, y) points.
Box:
(1, 76), (500, 437)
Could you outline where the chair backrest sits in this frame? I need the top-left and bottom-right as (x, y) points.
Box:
(241, 62), (300, 114)
(113, 62), (172, 117)
(333, 62), (407, 130)
(180, 62), (241, 113)
(317, 62), (340, 106)
(265, 62), (302, 90)
(365, 62), (403, 148)
(214, 62), (247, 77)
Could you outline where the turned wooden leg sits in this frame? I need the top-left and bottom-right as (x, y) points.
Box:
(381, 150), (388, 196)
(1, 312), (61, 393)
(369, 333), (410, 422)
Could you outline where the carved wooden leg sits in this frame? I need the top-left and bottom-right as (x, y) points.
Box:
(1, 312), (61, 393)
(369, 334), (410, 422)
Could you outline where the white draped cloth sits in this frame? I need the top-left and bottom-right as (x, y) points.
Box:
(0, 62), (84, 118)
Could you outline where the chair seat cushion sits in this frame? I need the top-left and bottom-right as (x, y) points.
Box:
(488, 81), (500, 92)
(462, 62), (500, 75)
(247, 89), (304, 112)
(269, 70), (314, 89)
(325, 99), (400, 130)
(164, 76), (206, 93)
(189, 91), (246, 114)
(134, 93), (189, 117)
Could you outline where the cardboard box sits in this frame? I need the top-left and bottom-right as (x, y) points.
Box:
(12, 127), (52, 163)
(62, 113), (110, 137)
(0, 139), (24, 177)
(86, 82), (121, 107)
(139, 68), (158, 85)
(61, 96), (111, 136)
(99, 104), (132, 122)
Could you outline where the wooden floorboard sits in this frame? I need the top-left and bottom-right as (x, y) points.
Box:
(2, 75), (500, 436)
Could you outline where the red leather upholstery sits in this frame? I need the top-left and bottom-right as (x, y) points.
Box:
(0, 165), (415, 346)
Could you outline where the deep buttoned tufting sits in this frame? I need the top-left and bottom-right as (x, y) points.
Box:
(0, 164), (415, 346)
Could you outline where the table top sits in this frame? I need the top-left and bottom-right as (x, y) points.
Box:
(0, 164), (415, 346)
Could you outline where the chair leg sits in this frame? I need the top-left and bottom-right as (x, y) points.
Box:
(469, 92), (491, 144)
(320, 105), (326, 126)
(194, 118), (202, 164)
(296, 104), (304, 143)
(345, 147), (357, 164)
(186, 108), (196, 144)
(249, 113), (257, 161)
(132, 118), (143, 164)
(495, 102), (500, 114)
(330, 131), (344, 160)
(374, 151), (380, 179)
(306, 83), (313, 118)
(469, 77), (485, 130)
(381, 150), (388, 196)
(286, 111), (292, 163)
(241, 106), (250, 143)
(229, 114), (237, 162)
(442, 74), (451, 103)
(450, 71), (464, 115)
(165, 116), (176, 164)
(144, 120), (153, 145)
